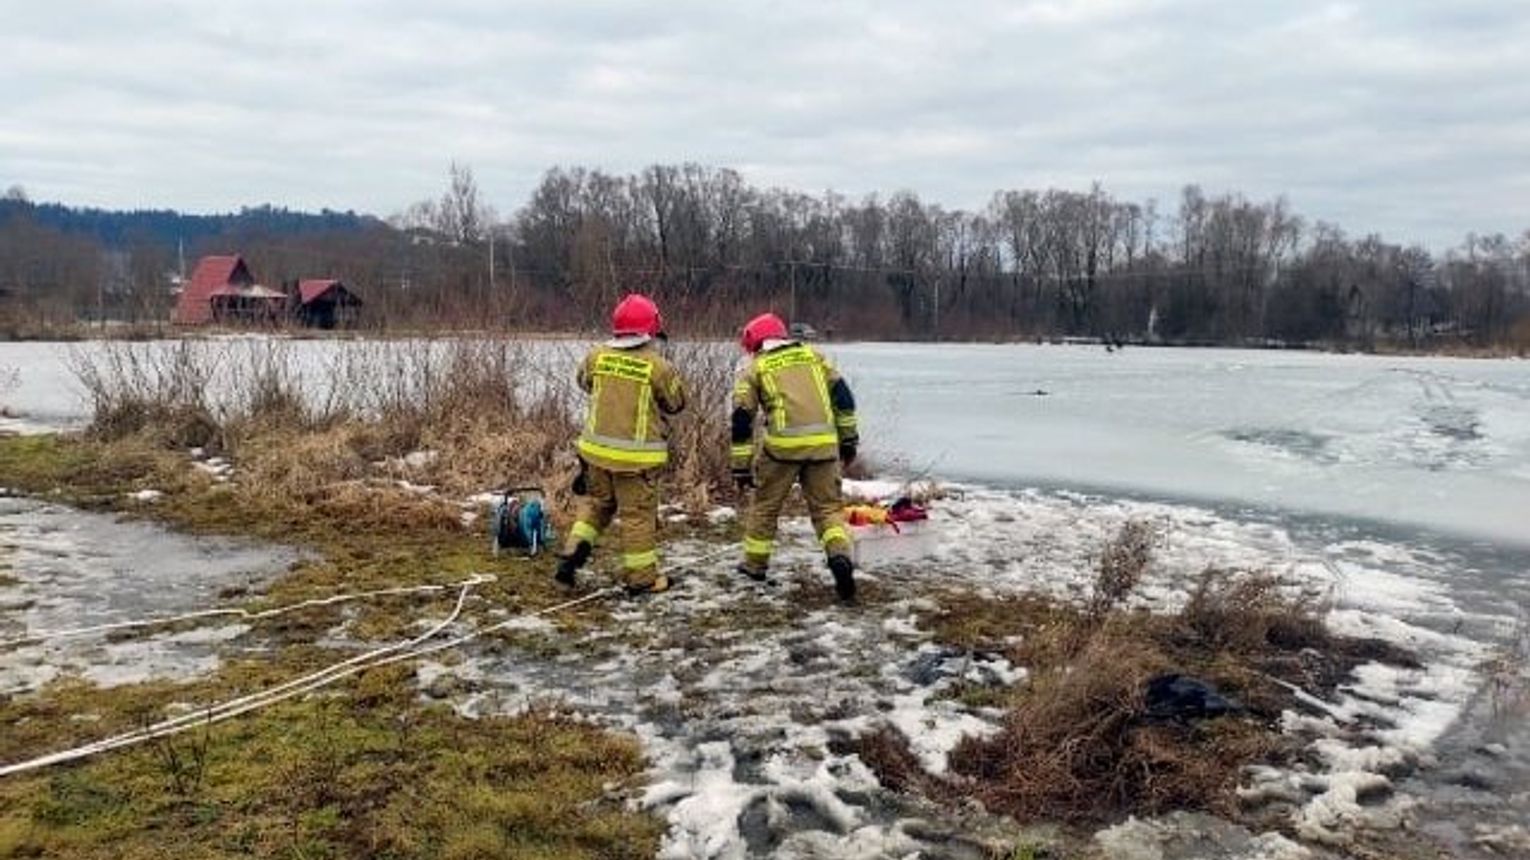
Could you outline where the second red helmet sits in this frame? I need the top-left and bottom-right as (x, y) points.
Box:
(740, 312), (789, 353)
(611, 294), (664, 338)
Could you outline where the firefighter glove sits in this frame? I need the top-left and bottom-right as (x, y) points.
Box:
(839, 440), (858, 465)
(732, 466), (755, 490)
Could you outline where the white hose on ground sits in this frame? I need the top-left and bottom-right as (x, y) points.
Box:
(0, 574), (501, 650)
(0, 545), (736, 778)
(0, 575), (489, 777)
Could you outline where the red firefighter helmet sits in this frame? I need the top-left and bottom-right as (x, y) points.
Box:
(740, 312), (789, 354)
(611, 294), (663, 337)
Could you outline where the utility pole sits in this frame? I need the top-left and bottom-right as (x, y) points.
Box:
(932, 276), (941, 339)
(487, 227), (496, 319)
(789, 261), (797, 323)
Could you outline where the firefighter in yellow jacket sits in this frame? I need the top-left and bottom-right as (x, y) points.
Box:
(556, 294), (686, 595)
(731, 312), (860, 600)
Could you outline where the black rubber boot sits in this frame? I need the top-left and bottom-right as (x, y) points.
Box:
(828, 555), (856, 602)
(555, 541), (591, 588)
(736, 562), (769, 583)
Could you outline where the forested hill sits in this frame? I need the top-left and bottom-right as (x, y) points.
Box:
(0, 198), (381, 248)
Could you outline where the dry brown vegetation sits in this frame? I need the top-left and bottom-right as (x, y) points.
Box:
(67, 338), (738, 522)
(887, 522), (1424, 828)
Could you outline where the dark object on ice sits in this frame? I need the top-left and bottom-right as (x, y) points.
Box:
(1028, 389), (1050, 397)
(1142, 674), (1242, 722)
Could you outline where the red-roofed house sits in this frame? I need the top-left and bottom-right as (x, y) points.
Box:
(171, 254), (286, 325)
(294, 279), (363, 329)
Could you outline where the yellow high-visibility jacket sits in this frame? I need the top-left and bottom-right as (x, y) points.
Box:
(576, 342), (686, 472)
(731, 342), (858, 466)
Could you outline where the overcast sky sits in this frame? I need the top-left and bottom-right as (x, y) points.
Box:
(3, 0), (1527, 249)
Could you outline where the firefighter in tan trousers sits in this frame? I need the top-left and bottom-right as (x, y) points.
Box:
(731, 312), (860, 601)
(556, 294), (686, 595)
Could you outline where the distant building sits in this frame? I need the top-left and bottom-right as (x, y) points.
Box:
(294, 279), (363, 329)
(172, 255), (362, 328)
(171, 255), (286, 325)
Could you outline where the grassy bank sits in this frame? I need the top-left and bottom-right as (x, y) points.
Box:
(0, 665), (660, 860)
(0, 337), (728, 857)
(0, 451), (664, 857)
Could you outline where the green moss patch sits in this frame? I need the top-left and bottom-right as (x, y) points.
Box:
(0, 665), (659, 859)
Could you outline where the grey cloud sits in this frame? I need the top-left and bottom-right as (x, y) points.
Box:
(1, 0), (1526, 248)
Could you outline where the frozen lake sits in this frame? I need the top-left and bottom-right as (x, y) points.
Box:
(3, 339), (1524, 548)
(835, 343), (1530, 549)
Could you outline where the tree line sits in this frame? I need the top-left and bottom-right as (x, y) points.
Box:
(2, 169), (1528, 349)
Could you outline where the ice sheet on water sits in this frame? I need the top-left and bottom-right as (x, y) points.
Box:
(8, 339), (1529, 542)
(829, 343), (1530, 546)
(0, 497), (298, 692)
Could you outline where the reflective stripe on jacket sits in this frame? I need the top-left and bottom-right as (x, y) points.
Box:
(732, 342), (856, 464)
(577, 344), (686, 472)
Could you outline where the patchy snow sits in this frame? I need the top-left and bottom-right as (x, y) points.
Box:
(464, 491), (499, 507)
(0, 415), (65, 436)
(0, 471), (1516, 857)
(840, 479), (939, 504)
(1095, 814), (1314, 859)
(192, 458), (233, 481)
(126, 488), (164, 503)
(398, 481), (1512, 856)
(400, 450), (438, 470)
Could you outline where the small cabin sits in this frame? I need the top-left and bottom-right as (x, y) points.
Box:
(172, 255), (286, 325)
(294, 279), (363, 329)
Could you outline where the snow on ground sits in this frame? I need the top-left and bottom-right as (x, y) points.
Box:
(412, 483), (1505, 858)
(0, 497), (297, 694)
(0, 416), (67, 436)
(0, 480), (1513, 857)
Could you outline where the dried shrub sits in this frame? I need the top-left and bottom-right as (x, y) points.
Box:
(844, 725), (950, 798)
(309, 481), (465, 534)
(237, 425), (373, 499)
(70, 342), (221, 449)
(1178, 569), (1328, 654)
(943, 540), (1363, 825)
(1085, 519), (1157, 621)
(66, 337), (737, 533)
(1482, 621), (1530, 721)
(222, 343), (313, 438)
(950, 622), (1285, 822)
(662, 341), (737, 512)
